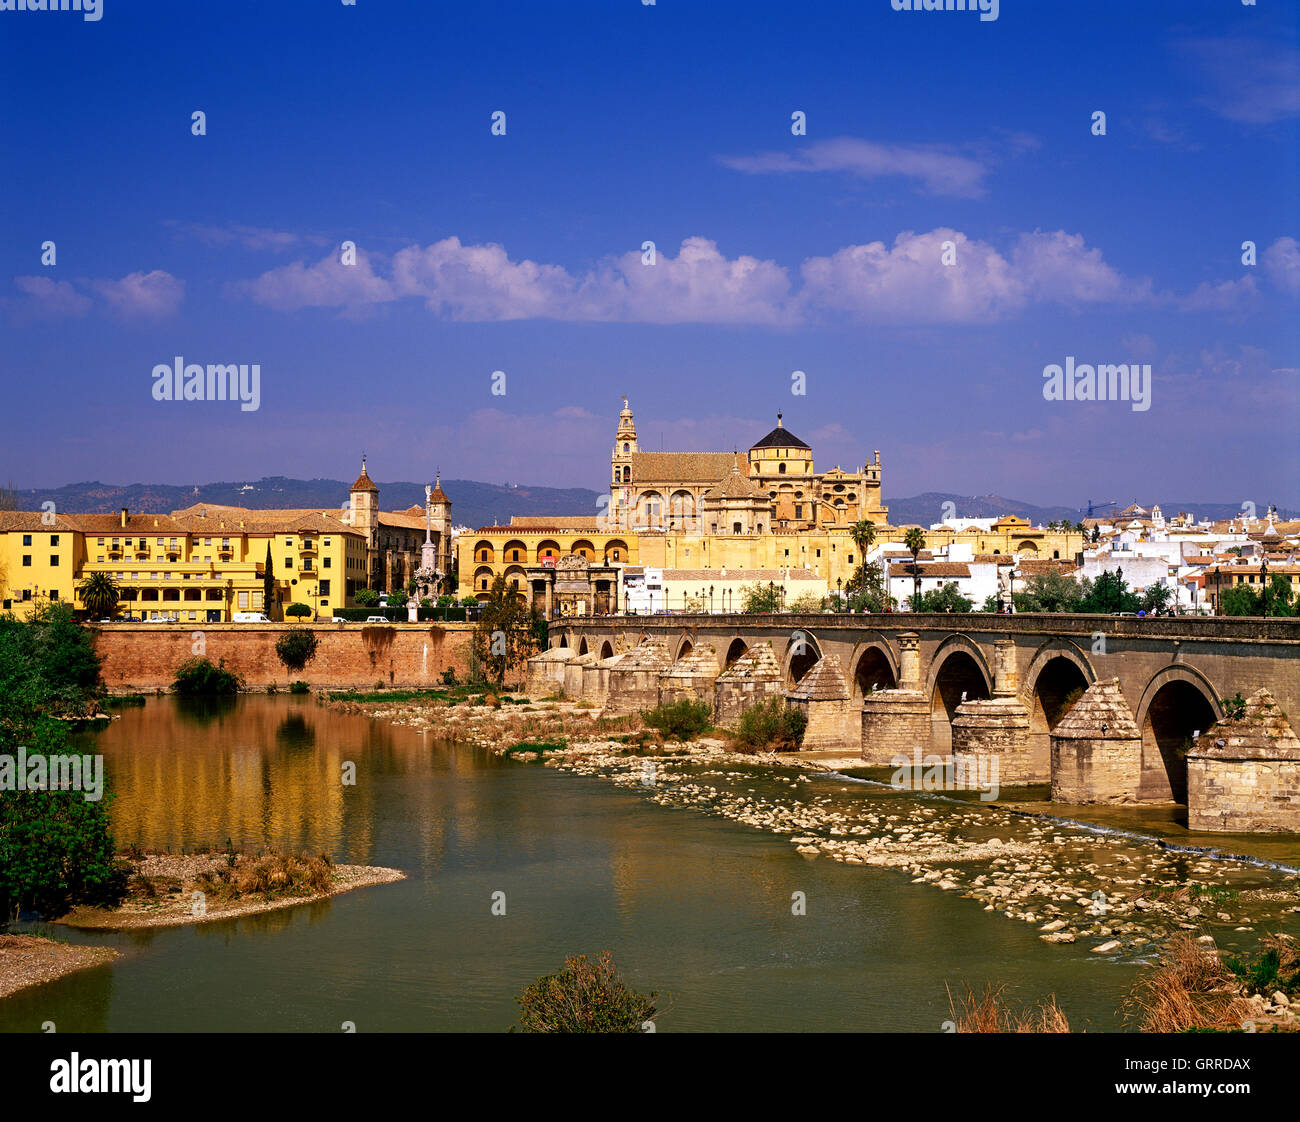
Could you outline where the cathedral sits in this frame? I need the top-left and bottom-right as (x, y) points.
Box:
(607, 398), (888, 533)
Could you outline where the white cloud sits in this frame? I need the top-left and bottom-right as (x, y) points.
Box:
(719, 136), (991, 197)
(1180, 37), (1300, 125)
(230, 249), (394, 311)
(9, 275), (92, 320)
(90, 270), (185, 319)
(1263, 236), (1300, 295)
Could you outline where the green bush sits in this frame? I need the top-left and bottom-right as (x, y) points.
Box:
(354, 588), (381, 607)
(441, 667), (458, 686)
(285, 602), (311, 619)
(172, 657), (243, 696)
(640, 698), (713, 741)
(732, 697), (807, 753)
(275, 628), (319, 674)
(289, 681), (310, 694)
(512, 951), (661, 1033)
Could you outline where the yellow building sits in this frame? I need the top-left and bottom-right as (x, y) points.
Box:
(1, 508), (368, 621)
(462, 405), (1086, 608)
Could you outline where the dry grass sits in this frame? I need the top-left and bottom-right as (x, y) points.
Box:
(946, 982), (1071, 1033)
(189, 851), (335, 902)
(1122, 935), (1255, 1033)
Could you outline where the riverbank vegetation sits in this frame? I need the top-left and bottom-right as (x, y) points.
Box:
(730, 697), (806, 753)
(0, 604), (128, 923)
(511, 950), (664, 1033)
(950, 933), (1298, 1032)
(640, 699), (713, 741)
(61, 848), (405, 930)
(171, 657), (243, 696)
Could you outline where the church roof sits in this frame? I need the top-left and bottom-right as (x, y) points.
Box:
(703, 455), (766, 501)
(750, 414), (810, 451)
(629, 451), (737, 483)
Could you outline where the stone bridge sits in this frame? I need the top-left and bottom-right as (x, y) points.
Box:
(543, 614), (1300, 830)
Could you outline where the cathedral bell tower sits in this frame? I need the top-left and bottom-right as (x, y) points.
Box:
(610, 396), (638, 529)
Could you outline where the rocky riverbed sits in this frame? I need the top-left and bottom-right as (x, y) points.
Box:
(335, 690), (1300, 1022)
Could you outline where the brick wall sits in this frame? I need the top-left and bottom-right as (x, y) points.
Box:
(93, 623), (475, 692)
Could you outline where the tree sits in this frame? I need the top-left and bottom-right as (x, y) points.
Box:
(77, 571), (120, 619)
(740, 583), (781, 613)
(0, 605), (126, 920)
(787, 591), (825, 613)
(903, 527), (926, 609)
(845, 560), (892, 613)
(354, 588), (380, 607)
(285, 602), (311, 620)
(262, 542), (277, 620)
(909, 582), (973, 613)
(473, 573), (533, 685)
(1139, 583), (1173, 614)
(275, 628), (319, 680)
(1090, 526), (1101, 543)
(1218, 585), (1261, 616)
(1079, 569), (1140, 614)
(1015, 570), (1084, 613)
(850, 519), (876, 563)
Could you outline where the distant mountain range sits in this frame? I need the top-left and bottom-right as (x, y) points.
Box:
(4, 478), (1291, 532)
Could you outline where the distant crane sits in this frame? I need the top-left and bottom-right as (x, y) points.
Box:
(1080, 498), (1119, 518)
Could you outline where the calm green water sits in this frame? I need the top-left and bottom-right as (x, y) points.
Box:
(1, 696), (1169, 1032)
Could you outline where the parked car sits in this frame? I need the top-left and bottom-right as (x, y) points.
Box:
(330, 616), (347, 623)
(232, 611), (271, 622)
(364, 615), (389, 623)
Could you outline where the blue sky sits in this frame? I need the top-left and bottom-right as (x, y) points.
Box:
(1, 0), (1297, 510)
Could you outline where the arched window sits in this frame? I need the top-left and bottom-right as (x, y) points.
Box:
(778, 463), (786, 474)
(623, 443), (629, 454)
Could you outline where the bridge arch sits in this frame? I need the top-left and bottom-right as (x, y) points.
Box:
(674, 632), (695, 660)
(782, 628), (823, 687)
(926, 635), (993, 755)
(724, 637), (749, 669)
(1134, 664), (1222, 805)
(577, 636), (588, 656)
(1023, 639), (1095, 774)
(599, 639), (614, 661)
(848, 636), (899, 698)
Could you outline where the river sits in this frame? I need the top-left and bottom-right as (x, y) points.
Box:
(7, 694), (1287, 1033)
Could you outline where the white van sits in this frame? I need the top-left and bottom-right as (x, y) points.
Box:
(232, 612), (271, 623)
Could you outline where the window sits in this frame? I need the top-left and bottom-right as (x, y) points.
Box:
(50, 590), (58, 601)
(778, 463), (786, 474)
(97, 556), (104, 563)
(816, 549), (821, 558)
(323, 538), (331, 546)
(286, 538), (293, 545)
(323, 557), (331, 568)
(794, 505), (803, 519)
(732, 522), (742, 534)
(285, 558), (293, 569)
(50, 556), (59, 566)
(50, 534), (59, 546)
(97, 538), (105, 545)
(22, 555), (30, 567)
(156, 538), (163, 546)
(22, 534), (31, 546)
(511, 550), (520, 561)
(320, 580), (330, 596)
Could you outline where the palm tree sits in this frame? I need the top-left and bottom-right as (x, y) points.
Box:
(850, 518), (876, 562)
(903, 527), (926, 610)
(78, 571), (120, 619)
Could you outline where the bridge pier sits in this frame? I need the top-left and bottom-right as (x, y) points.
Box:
(786, 653), (856, 752)
(1049, 678), (1142, 804)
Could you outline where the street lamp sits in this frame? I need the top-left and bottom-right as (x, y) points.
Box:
(709, 584), (715, 613)
(1261, 557), (1269, 617)
(1008, 567), (1020, 613)
(837, 576), (843, 611)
